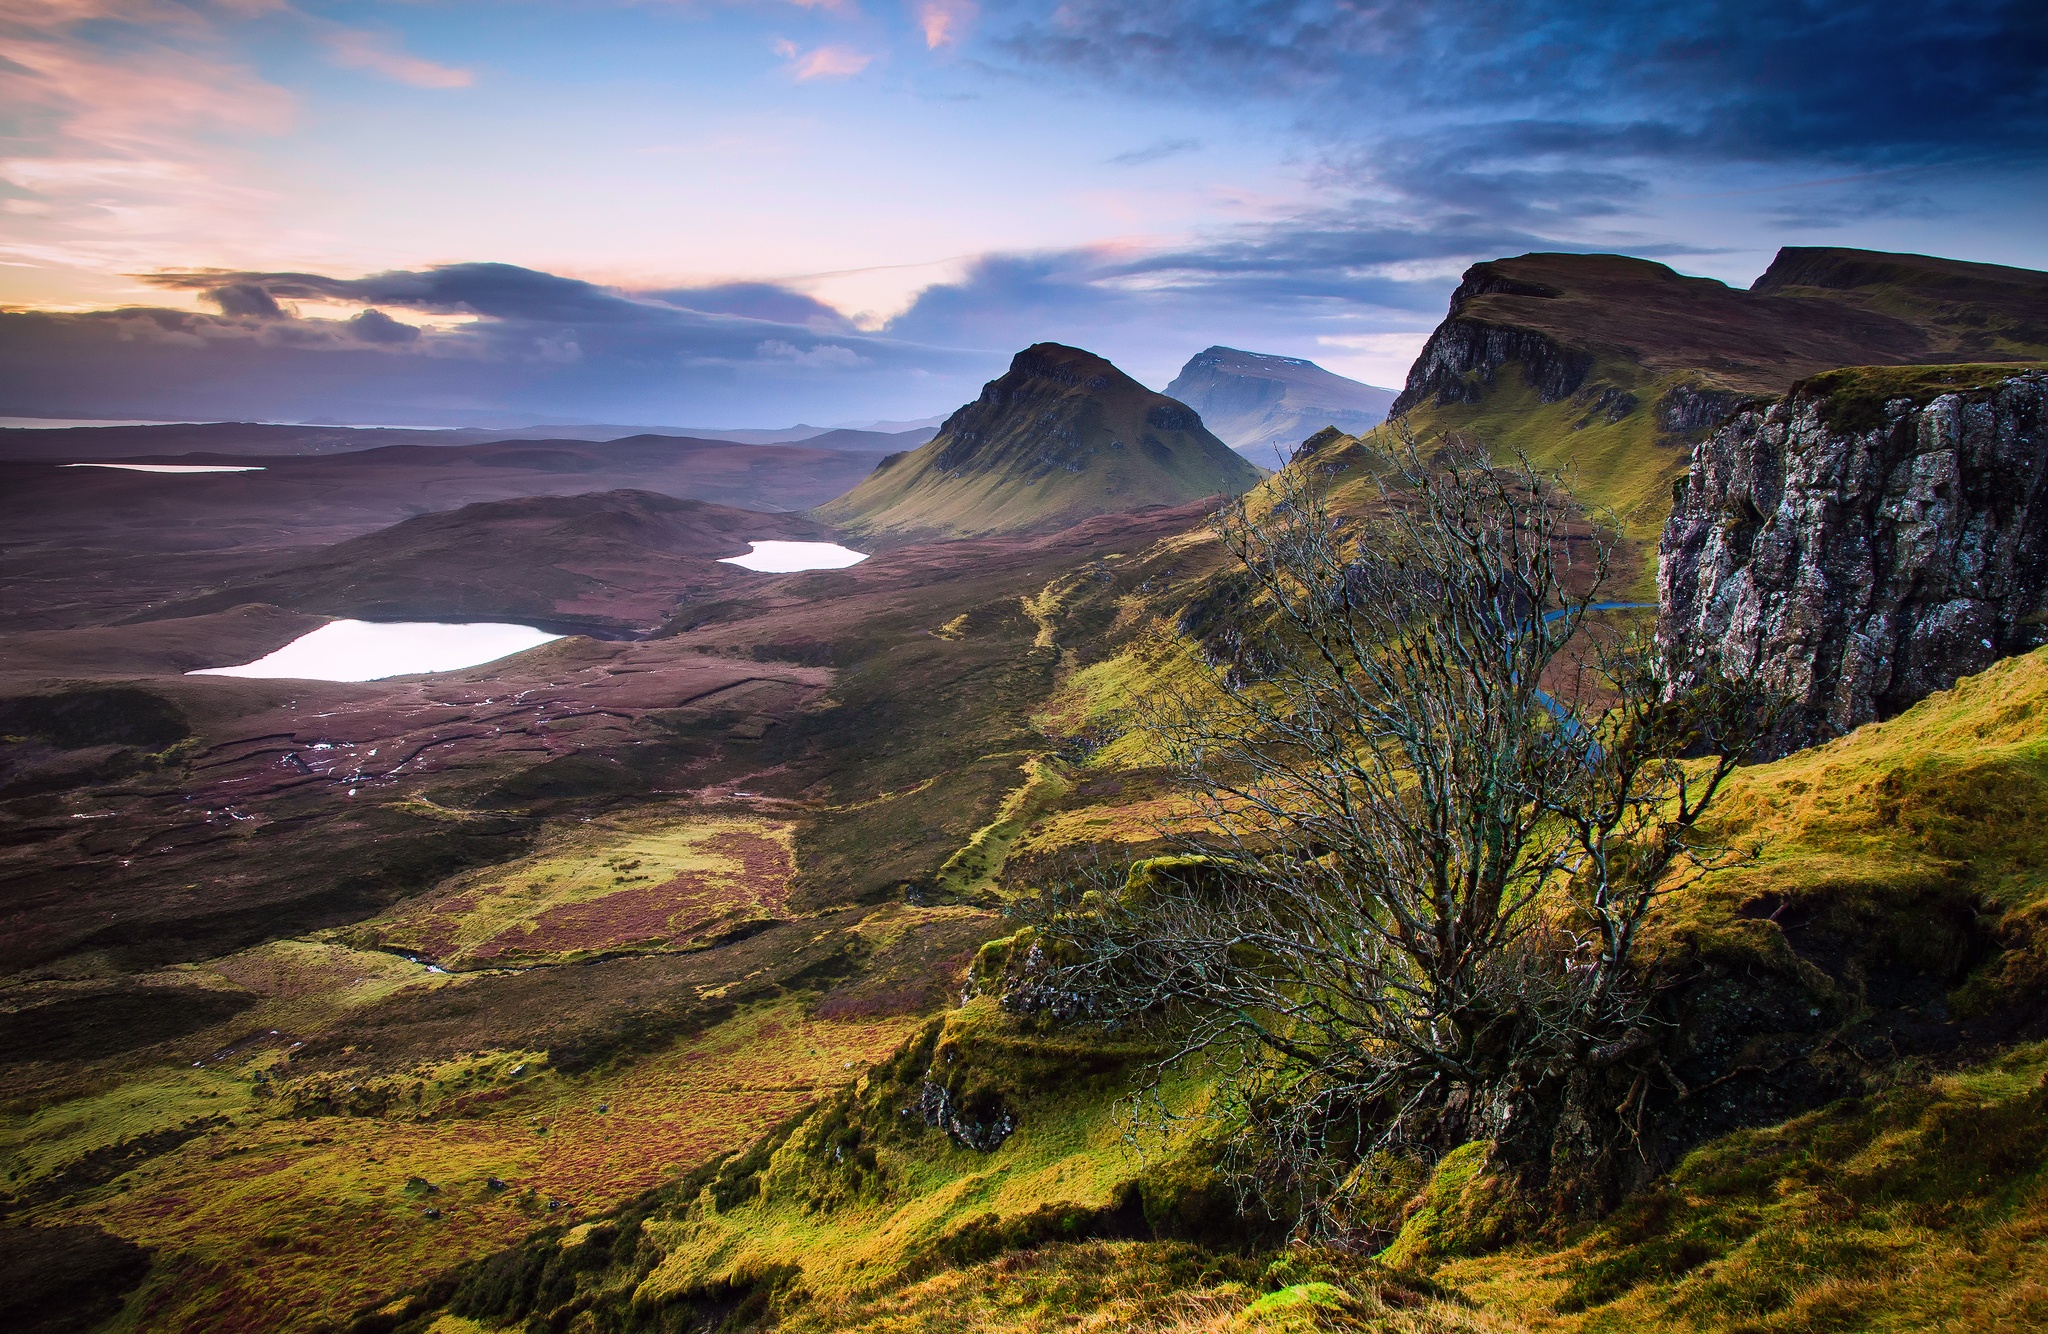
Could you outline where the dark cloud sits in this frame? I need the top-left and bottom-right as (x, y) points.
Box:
(205, 281), (285, 319)
(146, 263), (648, 323)
(881, 206), (1539, 384)
(644, 282), (856, 331)
(986, 1), (2048, 217)
(346, 308), (421, 344)
(9, 264), (997, 426)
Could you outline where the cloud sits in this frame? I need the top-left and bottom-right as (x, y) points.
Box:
(986, 1), (2048, 222)
(879, 204), (1518, 385)
(346, 307), (421, 344)
(6, 261), (994, 425)
(206, 280), (284, 318)
(756, 338), (865, 367)
(773, 39), (874, 79)
(1106, 137), (1200, 167)
(0, 1), (293, 277)
(918, 0), (976, 48)
(321, 28), (475, 90)
(647, 280), (857, 330)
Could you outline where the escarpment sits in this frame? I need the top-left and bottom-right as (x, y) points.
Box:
(1659, 366), (2048, 756)
(1389, 265), (1594, 415)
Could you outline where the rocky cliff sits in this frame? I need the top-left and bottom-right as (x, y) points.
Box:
(1659, 366), (2048, 756)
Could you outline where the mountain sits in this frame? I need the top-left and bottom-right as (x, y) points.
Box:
(1351, 246), (2048, 596)
(1392, 247), (2048, 425)
(1163, 345), (1396, 463)
(13, 247), (2048, 1334)
(817, 343), (1261, 542)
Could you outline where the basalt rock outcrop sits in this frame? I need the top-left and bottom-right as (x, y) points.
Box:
(1389, 265), (1594, 416)
(1659, 367), (2048, 756)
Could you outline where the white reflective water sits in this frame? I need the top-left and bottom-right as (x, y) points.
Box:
(191, 620), (563, 682)
(65, 463), (266, 474)
(718, 540), (869, 572)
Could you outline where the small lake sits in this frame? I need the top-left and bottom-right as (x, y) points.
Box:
(65, 463), (266, 474)
(190, 620), (563, 682)
(719, 540), (869, 572)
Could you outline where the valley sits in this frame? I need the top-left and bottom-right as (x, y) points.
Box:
(3, 247), (2047, 1334)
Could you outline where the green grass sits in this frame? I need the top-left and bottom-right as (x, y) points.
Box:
(367, 815), (795, 967)
(1437, 1043), (2048, 1333)
(12, 997), (924, 1333)
(1647, 645), (2048, 1014)
(1792, 362), (2048, 434)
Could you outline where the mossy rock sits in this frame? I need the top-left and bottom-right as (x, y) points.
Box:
(1231, 1281), (1358, 1331)
(1792, 361), (2047, 434)
(1378, 1142), (1532, 1270)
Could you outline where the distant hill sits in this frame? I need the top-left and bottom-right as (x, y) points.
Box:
(817, 343), (1261, 542)
(0, 420), (939, 462)
(1, 434), (885, 632)
(1164, 346), (1396, 464)
(137, 490), (831, 636)
(794, 426), (940, 453)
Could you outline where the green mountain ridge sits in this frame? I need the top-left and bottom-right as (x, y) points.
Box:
(1374, 246), (2048, 596)
(817, 343), (1262, 542)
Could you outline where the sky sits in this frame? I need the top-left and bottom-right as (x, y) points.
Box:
(1, 1), (2043, 427)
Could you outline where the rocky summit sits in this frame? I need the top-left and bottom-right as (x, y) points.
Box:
(817, 343), (1260, 541)
(1162, 345), (1395, 464)
(1660, 364), (2048, 756)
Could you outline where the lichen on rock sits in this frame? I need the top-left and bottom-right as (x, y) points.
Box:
(1659, 367), (2048, 756)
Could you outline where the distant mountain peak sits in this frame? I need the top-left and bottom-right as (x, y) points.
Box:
(817, 342), (1259, 542)
(1165, 347), (1396, 463)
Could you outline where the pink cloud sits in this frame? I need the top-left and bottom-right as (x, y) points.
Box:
(774, 40), (874, 80)
(322, 28), (475, 89)
(0, 3), (295, 287)
(917, 0), (974, 49)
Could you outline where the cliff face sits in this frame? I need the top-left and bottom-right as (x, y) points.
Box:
(1388, 264), (1595, 417)
(1659, 368), (2048, 756)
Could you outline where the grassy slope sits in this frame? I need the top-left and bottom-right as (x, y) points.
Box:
(5, 513), (1230, 1333)
(366, 648), (2048, 1332)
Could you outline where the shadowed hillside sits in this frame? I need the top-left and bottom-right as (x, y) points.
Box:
(819, 344), (1261, 542)
(133, 490), (836, 637)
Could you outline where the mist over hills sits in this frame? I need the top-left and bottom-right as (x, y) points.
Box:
(1164, 345), (1396, 464)
(0, 420), (939, 464)
(819, 342), (1261, 542)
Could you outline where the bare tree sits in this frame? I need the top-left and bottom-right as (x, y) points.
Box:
(1020, 428), (1769, 1230)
